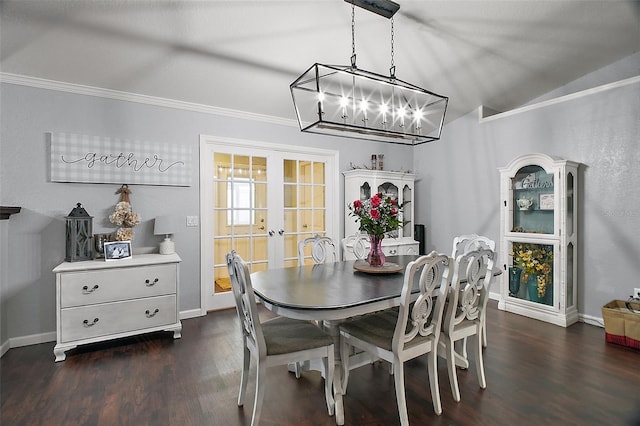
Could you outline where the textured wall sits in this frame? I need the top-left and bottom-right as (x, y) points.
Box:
(0, 83), (413, 345)
(414, 53), (640, 319)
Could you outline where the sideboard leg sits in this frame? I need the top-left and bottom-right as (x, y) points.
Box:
(53, 344), (76, 362)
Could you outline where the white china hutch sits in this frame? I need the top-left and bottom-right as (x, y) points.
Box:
(498, 153), (579, 327)
(343, 169), (419, 260)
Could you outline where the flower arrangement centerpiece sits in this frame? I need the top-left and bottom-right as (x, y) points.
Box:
(511, 242), (553, 298)
(348, 193), (404, 266)
(109, 184), (141, 241)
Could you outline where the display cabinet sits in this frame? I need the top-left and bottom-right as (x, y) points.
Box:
(343, 169), (419, 260)
(498, 153), (579, 327)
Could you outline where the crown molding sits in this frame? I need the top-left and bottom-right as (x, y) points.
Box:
(0, 72), (298, 128)
(479, 75), (640, 123)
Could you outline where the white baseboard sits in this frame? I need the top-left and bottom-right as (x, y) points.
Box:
(0, 339), (10, 357)
(180, 308), (204, 320)
(4, 331), (57, 355)
(490, 291), (604, 328)
(579, 313), (605, 328)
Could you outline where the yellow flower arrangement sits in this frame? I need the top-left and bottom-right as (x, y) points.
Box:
(511, 243), (553, 298)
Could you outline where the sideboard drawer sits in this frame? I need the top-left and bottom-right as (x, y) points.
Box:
(382, 244), (401, 256)
(397, 243), (419, 255)
(60, 264), (176, 308)
(60, 294), (177, 343)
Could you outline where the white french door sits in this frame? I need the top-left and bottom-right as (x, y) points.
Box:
(200, 136), (339, 312)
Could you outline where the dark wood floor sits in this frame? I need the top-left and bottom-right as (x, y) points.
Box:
(2, 301), (640, 426)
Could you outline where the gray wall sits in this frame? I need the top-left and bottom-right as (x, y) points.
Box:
(415, 53), (640, 319)
(0, 82), (413, 347)
(1, 52), (638, 349)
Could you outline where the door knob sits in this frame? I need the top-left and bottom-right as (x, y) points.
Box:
(278, 229), (285, 236)
(268, 230), (275, 236)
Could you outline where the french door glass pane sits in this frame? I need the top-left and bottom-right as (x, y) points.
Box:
(255, 183), (267, 208)
(300, 185), (312, 207)
(314, 187), (325, 208)
(214, 238), (232, 265)
(284, 210), (297, 233)
(252, 157), (267, 181)
(300, 209), (312, 232)
(284, 159), (296, 183)
(284, 234), (298, 259)
(314, 162), (325, 184)
(299, 161), (312, 183)
(313, 210), (326, 232)
(213, 265), (229, 293)
(252, 237), (268, 263)
(284, 184), (297, 208)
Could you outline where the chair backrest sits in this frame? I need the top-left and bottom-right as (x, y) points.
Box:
(393, 250), (451, 353)
(341, 233), (369, 260)
(451, 234), (496, 259)
(226, 251), (266, 356)
(444, 246), (496, 335)
(298, 234), (337, 265)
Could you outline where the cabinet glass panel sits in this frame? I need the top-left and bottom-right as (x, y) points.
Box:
(508, 241), (554, 306)
(402, 184), (412, 238)
(567, 242), (574, 308)
(567, 172), (574, 236)
(378, 182), (398, 200)
(512, 165), (554, 234)
(359, 182), (371, 201)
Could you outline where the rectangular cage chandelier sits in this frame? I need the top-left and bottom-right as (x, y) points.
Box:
(290, 0), (448, 146)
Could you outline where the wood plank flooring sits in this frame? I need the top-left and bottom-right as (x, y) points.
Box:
(2, 301), (639, 425)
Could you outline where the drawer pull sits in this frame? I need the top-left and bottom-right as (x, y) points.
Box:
(145, 308), (160, 318)
(82, 285), (99, 294)
(83, 318), (99, 327)
(145, 278), (160, 287)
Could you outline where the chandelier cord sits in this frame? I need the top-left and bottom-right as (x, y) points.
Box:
(390, 17), (396, 78)
(351, 3), (357, 68)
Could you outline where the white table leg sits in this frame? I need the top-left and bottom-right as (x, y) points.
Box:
(323, 319), (345, 425)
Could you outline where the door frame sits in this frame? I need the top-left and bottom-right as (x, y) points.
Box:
(199, 135), (340, 314)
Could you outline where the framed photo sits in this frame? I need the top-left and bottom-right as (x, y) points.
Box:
(104, 241), (132, 261)
(539, 193), (554, 210)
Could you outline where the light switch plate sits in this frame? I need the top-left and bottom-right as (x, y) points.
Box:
(186, 216), (199, 227)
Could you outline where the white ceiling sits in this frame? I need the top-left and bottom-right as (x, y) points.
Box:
(1, 0), (639, 124)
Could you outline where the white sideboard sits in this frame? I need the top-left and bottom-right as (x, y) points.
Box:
(52, 253), (182, 361)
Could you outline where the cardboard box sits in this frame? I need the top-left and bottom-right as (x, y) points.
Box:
(602, 300), (640, 349)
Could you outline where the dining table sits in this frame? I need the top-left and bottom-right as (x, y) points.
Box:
(250, 255), (500, 425)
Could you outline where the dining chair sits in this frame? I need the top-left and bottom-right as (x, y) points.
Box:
(341, 232), (369, 260)
(297, 234), (338, 265)
(440, 244), (496, 402)
(451, 233), (496, 352)
(339, 251), (451, 423)
(226, 251), (335, 425)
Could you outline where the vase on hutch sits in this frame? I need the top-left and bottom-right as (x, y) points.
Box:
(367, 235), (386, 267)
(509, 267), (522, 297)
(526, 274), (544, 303)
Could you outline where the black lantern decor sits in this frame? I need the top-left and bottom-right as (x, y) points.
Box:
(65, 203), (93, 262)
